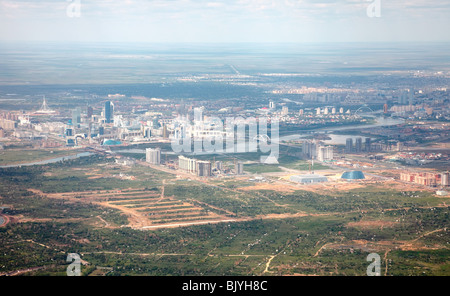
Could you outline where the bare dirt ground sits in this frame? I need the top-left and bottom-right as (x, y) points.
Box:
(237, 178), (369, 194)
(237, 183), (299, 193)
(346, 219), (396, 230)
(321, 228), (447, 254)
(33, 188), (231, 230)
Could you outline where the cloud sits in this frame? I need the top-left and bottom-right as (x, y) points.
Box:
(0, 0), (449, 42)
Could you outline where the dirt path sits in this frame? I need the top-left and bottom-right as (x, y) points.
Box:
(154, 179), (165, 205)
(141, 219), (238, 229)
(314, 242), (331, 257)
(412, 228), (446, 242)
(0, 266), (46, 276)
(97, 216), (110, 227)
(263, 255), (275, 274)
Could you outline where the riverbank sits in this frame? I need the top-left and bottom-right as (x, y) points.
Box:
(0, 149), (82, 166)
(0, 152), (94, 168)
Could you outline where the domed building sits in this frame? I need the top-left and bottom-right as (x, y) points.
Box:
(341, 171), (365, 180)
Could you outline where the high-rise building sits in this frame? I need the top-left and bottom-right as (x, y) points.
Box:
(383, 103), (389, 113)
(317, 146), (334, 162)
(302, 140), (317, 159)
(72, 107), (81, 127)
(162, 124), (169, 139)
(87, 106), (93, 119)
(104, 101), (114, 123)
(442, 172), (449, 187)
(399, 92), (408, 105)
(281, 106), (289, 116)
(193, 107), (203, 122)
(299, 109), (304, 116)
(365, 138), (371, 152)
(235, 161), (244, 175)
(269, 101), (276, 109)
(146, 148), (161, 165)
(215, 161), (223, 171)
(355, 138), (362, 153)
(178, 155), (197, 174)
(143, 126), (151, 138)
(345, 138), (353, 153)
(65, 128), (73, 137)
(196, 161), (212, 177)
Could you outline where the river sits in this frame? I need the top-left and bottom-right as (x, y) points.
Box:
(280, 116), (404, 142)
(0, 152), (94, 168)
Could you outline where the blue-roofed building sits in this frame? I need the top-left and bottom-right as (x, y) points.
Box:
(341, 171), (365, 180)
(102, 139), (122, 146)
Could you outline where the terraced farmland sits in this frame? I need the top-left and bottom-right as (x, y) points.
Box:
(43, 187), (231, 229)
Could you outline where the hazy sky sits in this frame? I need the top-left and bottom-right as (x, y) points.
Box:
(0, 0), (449, 43)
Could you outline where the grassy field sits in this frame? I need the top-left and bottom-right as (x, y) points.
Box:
(0, 154), (449, 276)
(0, 149), (81, 165)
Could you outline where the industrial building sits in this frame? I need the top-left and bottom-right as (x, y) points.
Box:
(290, 174), (328, 184)
(341, 171), (365, 180)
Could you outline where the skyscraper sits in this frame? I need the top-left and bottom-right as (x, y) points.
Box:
(442, 172), (449, 187)
(196, 161), (212, 177)
(317, 146), (334, 162)
(87, 106), (93, 119)
(365, 138), (371, 152)
(104, 101), (114, 123)
(235, 161), (244, 175)
(302, 140), (317, 159)
(72, 107), (81, 127)
(346, 138), (353, 153)
(355, 138), (362, 153)
(146, 148), (161, 165)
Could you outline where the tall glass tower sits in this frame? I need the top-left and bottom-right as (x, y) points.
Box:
(104, 101), (114, 123)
